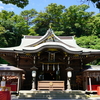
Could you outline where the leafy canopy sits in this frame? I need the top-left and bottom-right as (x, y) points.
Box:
(0, 0), (28, 8)
(1, 0), (100, 9)
(86, 0), (100, 9)
(32, 4), (94, 36)
(0, 10), (29, 47)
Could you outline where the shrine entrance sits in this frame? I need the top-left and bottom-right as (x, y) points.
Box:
(44, 72), (56, 80)
(20, 47), (85, 91)
(37, 58), (65, 91)
(1, 29), (100, 92)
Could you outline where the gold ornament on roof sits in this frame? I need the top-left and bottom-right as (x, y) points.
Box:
(26, 53), (31, 55)
(74, 54), (79, 57)
(49, 23), (52, 29)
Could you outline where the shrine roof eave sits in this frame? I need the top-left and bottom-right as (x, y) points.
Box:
(0, 70), (25, 73)
(13, 43), (100, 55)
(84, 70), (100, 72)
(83, 65), (100, 72)
(0, 42), (100, 55)
(13, 42), (90, 55)
(0, 65), (25, 73)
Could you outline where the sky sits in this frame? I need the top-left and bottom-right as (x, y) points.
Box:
(0, 0), (100, 15)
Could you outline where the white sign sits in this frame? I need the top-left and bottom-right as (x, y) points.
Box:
(1, 81), (6, 87)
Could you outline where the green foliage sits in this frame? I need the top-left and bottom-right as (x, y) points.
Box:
(20, 9), (38, 25)
(1, 0), (100, 10)
(0, 10), (29, 47)
(28, 27), (39, 36)
(0, 25), (5, 34)
(32, 3), (65, 35)
(0, 4), (100, 47)
(61, 5), (94, 36)
(0, 25), (7, 47)
(0, 10), (14, 20)
(0, 0), (28, 8)
(76, 35), (100, 49)
(32, 4), (94, 36)
(54, 31), (64, 36)
(76, 35), (100, 65)
(87, 0), (100, 9)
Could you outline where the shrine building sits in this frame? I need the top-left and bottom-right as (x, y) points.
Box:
(0, 29), (100, 91)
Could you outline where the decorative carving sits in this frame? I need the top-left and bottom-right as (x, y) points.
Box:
(49, 82), (53, 86)
(48, 52), (55, 62)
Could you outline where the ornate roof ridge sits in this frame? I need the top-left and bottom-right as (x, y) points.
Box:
(24, 35), (73, 39)
(26, 29), (75, 47)
(24, 35), (42, 39)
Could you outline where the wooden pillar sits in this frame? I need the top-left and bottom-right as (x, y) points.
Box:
(83, 73), (85, 90)
(85, 77), (88, 91)
(31, 55), (38, 91)
(17, 73), (22, 93)
(68, 57), (70, 66)
(16, 54), (20, 67)
(17, 77), (20, 93)
(33, 55), (36, 65)
(80, 58), (83, 70)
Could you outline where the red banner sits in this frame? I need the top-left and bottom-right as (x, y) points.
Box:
(0, 91), (11, 100)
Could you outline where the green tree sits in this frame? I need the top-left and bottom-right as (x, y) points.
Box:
(20, 9), (38, 26)
(0, 10), (14, 20)
(1, 0), (100, 9)
(32, 4), (94, 36)
(0, 25), (7, 47)
(0, 10), (29, 47)
(85, 0), (100, 9)
(76, 35), (100, 49)
(29, 27), (39, 36)
(32, 3), (65, 35)
(90, 14), (100, 37)
(61, 4), (94, 36)
(76, 35), (100, 65)
(0, 0), (28, 8)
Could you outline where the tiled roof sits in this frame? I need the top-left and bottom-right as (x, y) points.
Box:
(0, 64), (24, 72)
(0, 29), (100, 55)
(84, 65), (100, 71)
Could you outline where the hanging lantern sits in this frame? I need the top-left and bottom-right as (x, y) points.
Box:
(67, 71), (72, 78)
(65, 67), (73, 78)
(57, 64), (59, 71)
(47, 64), (49, 71)
(32, 71), (36, 77)
(42, 64), (44, 71)
(53, 64), (55, 71)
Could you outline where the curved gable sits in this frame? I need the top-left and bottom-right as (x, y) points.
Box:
(24, 29), (75, 48)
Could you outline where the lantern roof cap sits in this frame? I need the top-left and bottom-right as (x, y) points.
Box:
(65, 67), (73, 71)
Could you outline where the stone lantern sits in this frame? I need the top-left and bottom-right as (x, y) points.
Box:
(65, 67), (73, 91)
(31, 66), (38, 91)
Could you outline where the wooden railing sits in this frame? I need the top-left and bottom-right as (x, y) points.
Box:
(38, 81), (64, 91)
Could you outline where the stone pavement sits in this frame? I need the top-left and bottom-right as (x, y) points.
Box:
(11, 94), (100, 100)
(11, 90), (100, 100)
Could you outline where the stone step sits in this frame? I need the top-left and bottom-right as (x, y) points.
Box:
(18, 90), (89, 99)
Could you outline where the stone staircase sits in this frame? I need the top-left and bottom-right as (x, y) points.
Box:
(17, 90), (89, 99)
